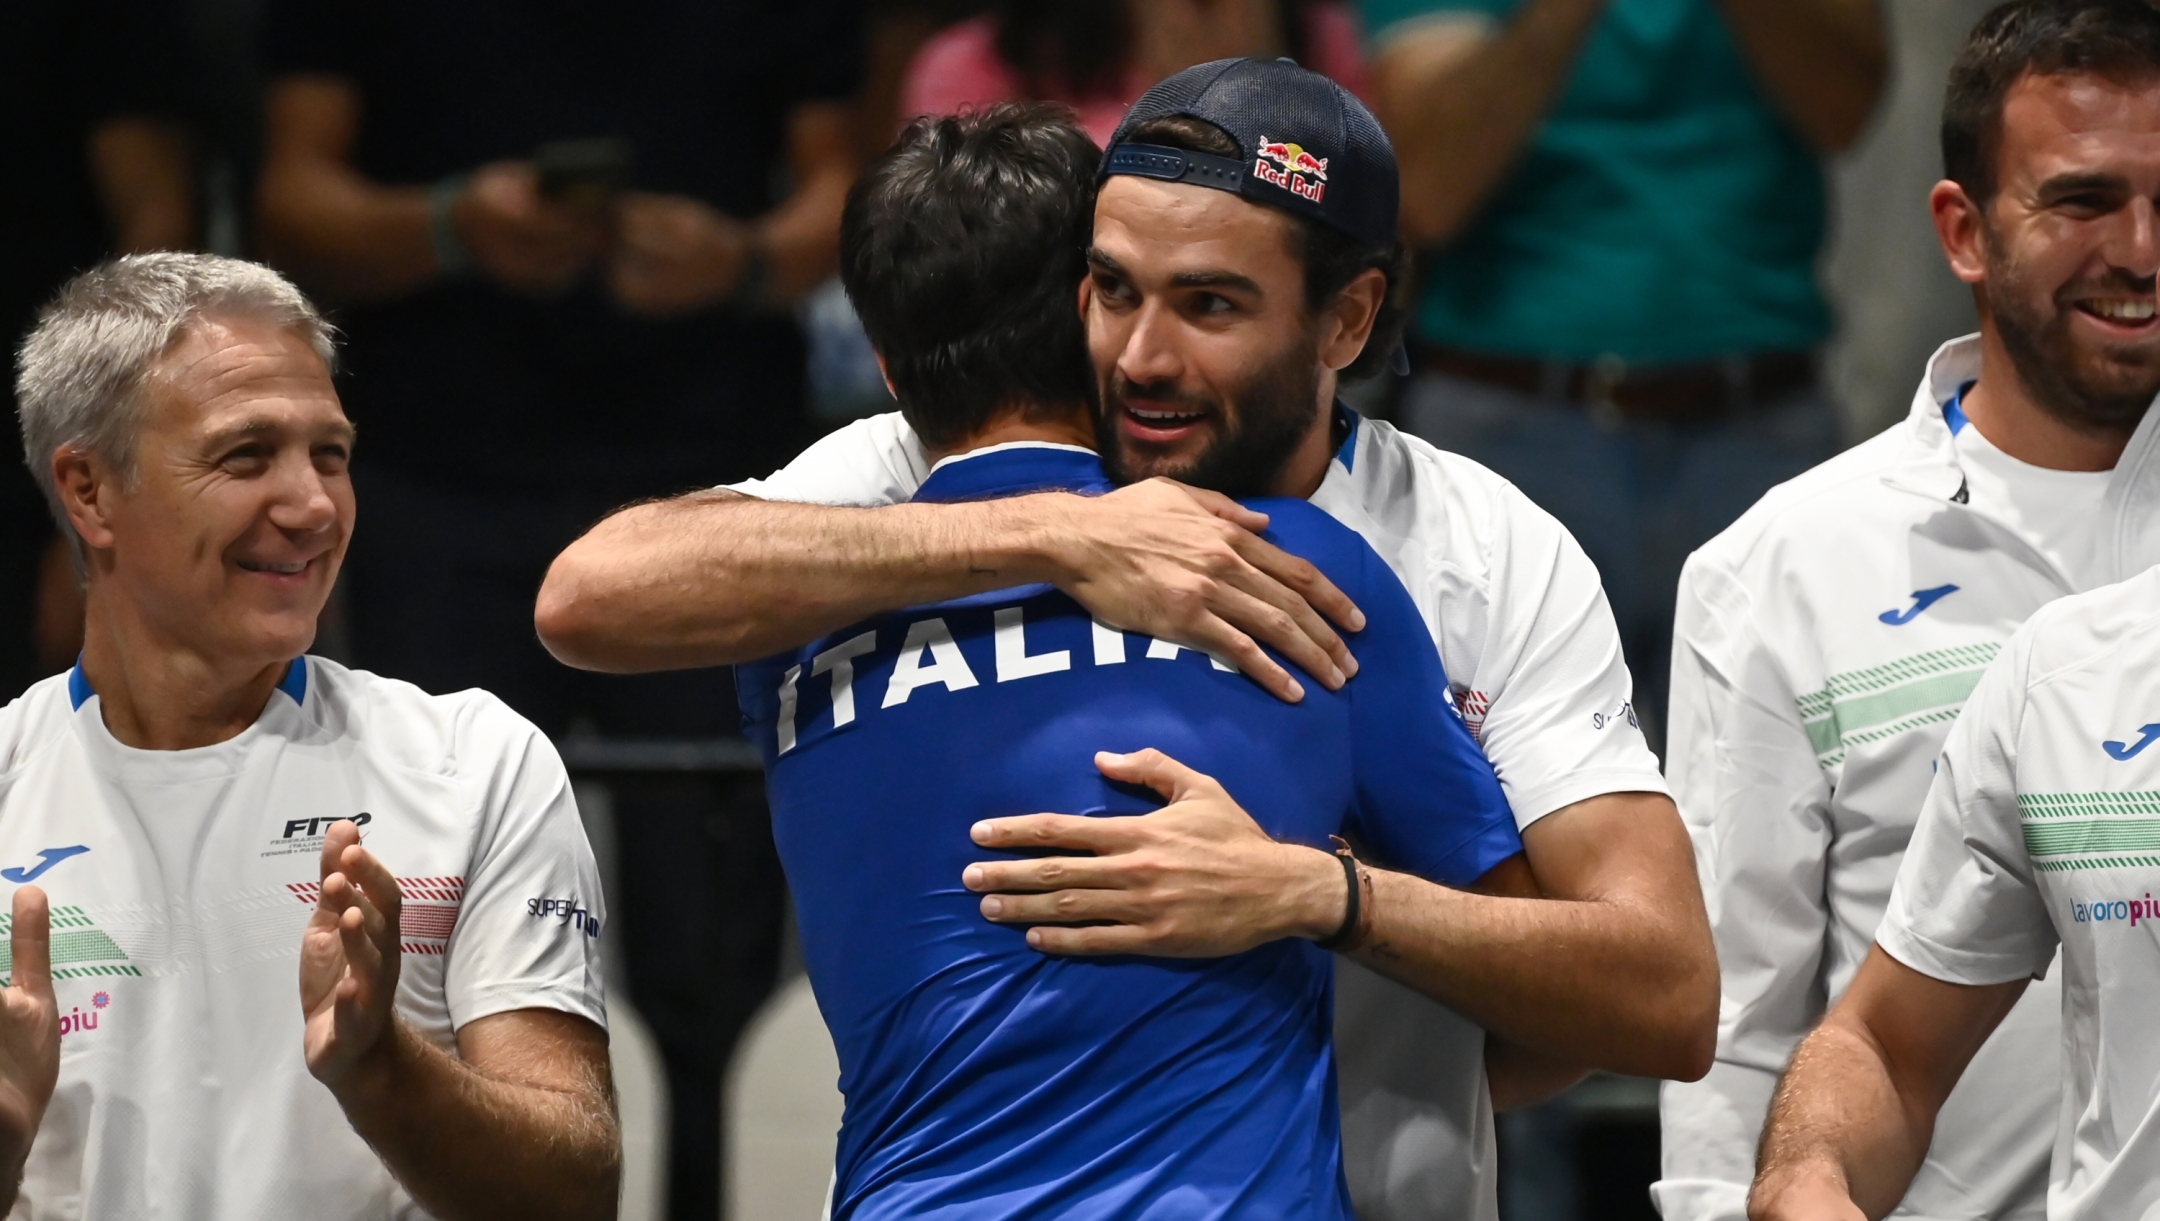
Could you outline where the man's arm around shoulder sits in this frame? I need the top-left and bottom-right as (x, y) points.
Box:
(964, 759), (1718, 1081)
(535, 478), (1365, 704)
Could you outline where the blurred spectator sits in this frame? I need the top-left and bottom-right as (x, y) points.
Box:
(4, 0), (197, 699)
(903, 0), (1370, 144)
(252, 3), (865, 1216)
(1366, 0), (1886, 748)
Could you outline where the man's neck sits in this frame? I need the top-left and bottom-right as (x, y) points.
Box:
(1270, 376), (1343, 500)
(921, 404), (1097, 466)
(1962, 324), (2141, 472)
(79, 587), (288, 751)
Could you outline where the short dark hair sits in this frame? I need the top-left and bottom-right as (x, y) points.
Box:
(1120, 115), (1409, 382)
(840, 104), (1100, 450)
(1944, 0), (2160, 203)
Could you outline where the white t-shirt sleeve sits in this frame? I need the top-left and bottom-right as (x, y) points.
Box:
(724, 411), (930, 506)
(1463, 479), (1671, 828)
(441, 699), (609, 1031)
(1876, 631), (2055, 987)
(1654, 552), (1834, 1221)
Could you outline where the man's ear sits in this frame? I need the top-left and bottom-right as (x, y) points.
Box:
(51, 446), (119, 552)
(1320, 267), (1387, 373)
(1931, 179), (1989, 288)
(872, 350), (897, 401)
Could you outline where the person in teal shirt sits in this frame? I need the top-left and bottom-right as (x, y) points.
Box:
(1359, 0), (1882, 743)
(1354, 0), (1882, 1215)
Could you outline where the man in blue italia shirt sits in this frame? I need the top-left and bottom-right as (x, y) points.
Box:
(736, 105), (1524, 1219)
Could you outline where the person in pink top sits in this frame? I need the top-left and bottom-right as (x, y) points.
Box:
(901, 0), (1370, 146)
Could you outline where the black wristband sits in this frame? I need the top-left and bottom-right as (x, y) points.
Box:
(1315, 836), (1361, 951)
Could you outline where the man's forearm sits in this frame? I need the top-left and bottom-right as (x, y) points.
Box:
(1331, 791), (1717, 1080)
(1749, 1018), (1929, 1221)
(1377, 0), (1606, 244)
(1715, 0), (1886, 152)
(757, 102), (858, 304)
(1347, 864), (1716, 1080)
(538, 490), (1069, 671)
(332, 1019), (617, 1221)
(1484, 1035), (1591, 1112)
(256, 78), (440, 301)
(1749, 953), (2025, 1221)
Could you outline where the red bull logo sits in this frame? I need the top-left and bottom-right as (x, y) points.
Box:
(1254, 137), (1328, 204)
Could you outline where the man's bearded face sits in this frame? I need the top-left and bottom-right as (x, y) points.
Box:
(1095, 327), (1322, 500)
(1984, 212), (2160, 431)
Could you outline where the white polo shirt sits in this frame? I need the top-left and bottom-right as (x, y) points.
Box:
(0, 656), (607, 1219)
(729, 407), (1671, 1221)
(1880, 565), (2160, 1221)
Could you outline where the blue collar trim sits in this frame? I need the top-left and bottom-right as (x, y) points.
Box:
(1334, 403), (1360, 473)
(912, 445), (1115, 503)
(278, 657), (308, 706)
(68, 656), (307, 712)
(1945, 381), (1973, 437)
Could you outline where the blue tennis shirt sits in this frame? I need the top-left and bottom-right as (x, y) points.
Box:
(737, 442), (1522, 1220)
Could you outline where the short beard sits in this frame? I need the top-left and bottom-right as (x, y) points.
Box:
(1096, 332), (1323, 500)
(1985, 220), (2160, 432)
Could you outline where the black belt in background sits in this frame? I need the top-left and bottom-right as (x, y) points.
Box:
(1419, 345), (1817, 427)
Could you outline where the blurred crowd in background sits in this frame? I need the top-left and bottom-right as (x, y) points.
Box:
(1, 0), (2003, 1217)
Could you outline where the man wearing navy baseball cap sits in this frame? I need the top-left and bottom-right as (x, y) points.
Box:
(1085, 57), (1416, 496)
(545, 57), (1715, 1221)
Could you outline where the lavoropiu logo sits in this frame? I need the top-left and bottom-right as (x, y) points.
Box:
(59, 990), (110, 1038)
(2070, 892), (2160, 926)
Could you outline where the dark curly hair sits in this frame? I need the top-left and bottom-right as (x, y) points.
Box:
(841, 103), (1100, 450)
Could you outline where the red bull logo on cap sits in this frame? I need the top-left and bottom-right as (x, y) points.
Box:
(1254, 137), (1328, 204)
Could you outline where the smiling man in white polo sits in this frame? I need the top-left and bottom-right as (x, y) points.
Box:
(0, 253), (617, 1219)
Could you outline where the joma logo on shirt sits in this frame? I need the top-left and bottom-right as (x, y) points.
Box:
(2103, 725), (2160, 761)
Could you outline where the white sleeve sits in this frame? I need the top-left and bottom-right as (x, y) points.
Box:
(1654, 554), (1834, 1221)
(1463, 480), (1670, 829)
(442, 700), (609, 1031)
(1876, 633), (2054, 987)
(724, 411), (930, 506)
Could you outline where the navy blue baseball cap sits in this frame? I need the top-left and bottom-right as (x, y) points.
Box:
(1101, 57), (1400, 251)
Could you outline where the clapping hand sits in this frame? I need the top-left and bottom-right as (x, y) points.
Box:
(300, 820), (404, 1091)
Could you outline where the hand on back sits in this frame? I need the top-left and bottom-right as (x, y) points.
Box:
(1045, 478), (1365, 703)
(962, 748), (1342, 957)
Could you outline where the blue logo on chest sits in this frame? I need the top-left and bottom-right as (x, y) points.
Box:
(1879, 585), (1960, 626)
(2104, 724), (2160, 761)
(1, 845), (89, 884)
